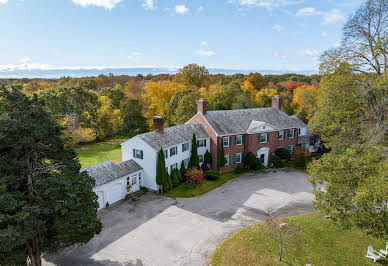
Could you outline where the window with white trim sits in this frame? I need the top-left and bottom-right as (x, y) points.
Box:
(288, 129), (295, 138)
(197, 139), (207, 147)
(133, 149), (143, 159)
(170, 146), (178, 157)
(235, 135), (243, 145)
(170, 163), (178, 172)
(225, 154), (231, 165)
(126, 176), (131, 192)
(223, 137), (230, 147)
(259, 133), (269, 143)
(199, 155), (204, 163)
(234, 152), (242, 163)
(287, 145), (294, 154)
(278, 130), (284, 140)
(132, 176), (137, 185)
(182, 142), (189, 152)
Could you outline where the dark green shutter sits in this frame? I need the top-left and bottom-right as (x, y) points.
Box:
(242, 135), (245, 144)
(182, 144), (184, 152)
(229, 136), (233, 146)
(234, 136), (237, 145)
(140, 150), (143, 159)
(266, 133), (270, 142)
(242, 152), (244, 162)
(133, 149), (135, 158)
(204, 139), (207, 146)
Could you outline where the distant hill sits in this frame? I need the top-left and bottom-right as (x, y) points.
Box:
(0, 66), (317, 79)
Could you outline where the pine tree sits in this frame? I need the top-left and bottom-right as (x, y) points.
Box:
(189, 133), (199, 168)
(0, 87), (102, 266)
(217, 144), (227, 174)
(204, 150), (212, 168)
(180, 161), (187, 182)
(156, 148), (166, 193)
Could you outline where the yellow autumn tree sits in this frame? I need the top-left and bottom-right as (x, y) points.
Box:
(142, 81), (186, 127)
(255, 88), (278, 107)
(243, 80), (256, 95)
(292, 85), (318, 122)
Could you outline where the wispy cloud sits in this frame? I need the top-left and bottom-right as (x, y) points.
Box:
(272, 24), (284, 32)
(0, 0), (8, 4)
(72, 0), (123, 10)
(302, 49), (320, 61)
(231, 0), (305, 10)
(201, 41), (208, 47)
(175, 5), (189, 14)
(273, 52), (288, 60)
(142, 0), (155, 10)
(322, 9), (345, 25)
(128, 51), (143, 60)
(197, 49), (216, 56)
(296, 7), (320, 16)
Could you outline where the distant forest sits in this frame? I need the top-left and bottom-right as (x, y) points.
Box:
(0, 65), (320, 146)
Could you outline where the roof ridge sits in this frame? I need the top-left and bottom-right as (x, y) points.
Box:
(206, 107), (274, 113)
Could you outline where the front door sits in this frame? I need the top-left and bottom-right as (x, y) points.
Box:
(257, 147), (269, 167)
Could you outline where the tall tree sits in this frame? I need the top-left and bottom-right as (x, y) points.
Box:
(172, 91), (201, 125)
(0, 87), (102, 266)
(217, 144), (227, 173)
(246, 72), (268, 91)
(308, 0), (388, 239)
(118, 98), (148, 137)
(100, 84), (125, 109)
(166, 90), (193, 126)
(156, 148), (167, 193)
(189, 133), (199, 168)
(174, 64), (210, 88)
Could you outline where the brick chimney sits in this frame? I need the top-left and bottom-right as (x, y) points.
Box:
(197, 98), (207, 115)
(153, 116), (165, 132)
(272, 96), (282, 109)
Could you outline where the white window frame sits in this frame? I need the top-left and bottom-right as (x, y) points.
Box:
(131, 176), (137, 185)
(170, 146), (178, 157)
(288, 129), (295, 138)
(235, 135), (243, 145)
(235, 152), (242, 163)
(182, 142), (189, 152)
(199, 155), (204, 163)
(259, 133), (268, 143)
(223, 137), (230, 147)
(197, 139), (206, 147)
(278, 130), (284, 140)
(287, 145), (294, 154)
(134, 149), (143, 159)
(225, 154), (230, 165)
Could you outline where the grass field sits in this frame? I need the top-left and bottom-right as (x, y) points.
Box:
(75, 139), (126, 168)
(212, 212), (387, 265)
(163, 170), (264, 198)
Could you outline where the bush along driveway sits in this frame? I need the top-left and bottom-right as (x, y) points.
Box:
(44, 169), (314, 266)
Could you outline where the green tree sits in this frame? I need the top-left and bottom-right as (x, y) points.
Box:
(232, 92), (255, 109)
(180, 161), (187, 181)
(247, 72), (268, 91)
(204, 150), (212, 167)
(101, 84), (125, 109)
(173, 91), (201, 125)
(0, 87), (102, 266)
(189, 133), (199, 168)
(118, 98), (148, 137)
(217, 144), (227, 173)
(166, 90), (193, 126)
(156, 148), (167, 193)
(174, 63), (210, 88)
(165, 172), (173, 191)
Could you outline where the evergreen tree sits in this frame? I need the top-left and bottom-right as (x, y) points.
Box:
(0, 87), (102, 266)
(180, 161), (187, 182)
(118, 98), (148, 137)
(188, 133), (199, 168)
(156, 148), (167, 193)
(217, 144), (227, 173)
(204, 150), (212, 167)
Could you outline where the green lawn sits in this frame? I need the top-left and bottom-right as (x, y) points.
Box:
(75, 139), (126, 168)
(163, 170), (264, 198)
(212, 212), (387, 265)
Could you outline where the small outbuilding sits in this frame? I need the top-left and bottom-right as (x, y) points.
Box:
(82, 160), (143, 210)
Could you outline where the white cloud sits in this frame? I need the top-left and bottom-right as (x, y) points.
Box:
(197, 49), (216, 56)
(197, 5), (204, 12)
(233, 0), (305, 10)
(142, 0), (155, 10)
(175, 5), (189, 14)
(321, 31), (328, 37)
(302, 49), (320, 61)
(201, 41), (208, 47)
(72, 0), (123, 10)
(272, 24), (284, 32)
(322, 9), (345, 25)
(128, 51), (143, 60)
(296, 7), (320, 16)
(273, 52), (287, 60)
(0, 0), (8, 4)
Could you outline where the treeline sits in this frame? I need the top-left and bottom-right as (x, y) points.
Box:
(1, 66), (320, 146)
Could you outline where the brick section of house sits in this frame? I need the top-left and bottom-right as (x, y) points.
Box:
(186, 113), (218, 169)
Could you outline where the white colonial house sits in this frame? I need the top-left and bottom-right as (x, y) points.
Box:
(121, 116), (210, 191)
(82, 160), (143, 210)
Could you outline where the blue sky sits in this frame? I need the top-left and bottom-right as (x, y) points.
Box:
(0, 0), (363, 72)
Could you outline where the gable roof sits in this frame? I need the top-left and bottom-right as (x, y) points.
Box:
(81, 160), (142, 187)
(124, 123), (210, 151)
(203, 107), (306, 136)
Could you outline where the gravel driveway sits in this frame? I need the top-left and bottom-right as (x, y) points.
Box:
(43, 169), (314, 266)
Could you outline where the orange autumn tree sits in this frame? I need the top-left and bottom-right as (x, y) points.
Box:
(292, 85), (318, 122)
(141, 81), (187, 127)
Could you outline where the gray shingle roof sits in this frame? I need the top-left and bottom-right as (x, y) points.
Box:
(81, 160), (142, 187)
(133, 123), (209, 150)
(204, 107), (307, 135)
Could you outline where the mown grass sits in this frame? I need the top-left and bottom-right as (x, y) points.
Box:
(163, 170), (265, 198)
(75, 138), (126, 168)
(212, 212), (387, 265)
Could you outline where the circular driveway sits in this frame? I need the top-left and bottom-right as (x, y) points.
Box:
(44, 169), (314, 266)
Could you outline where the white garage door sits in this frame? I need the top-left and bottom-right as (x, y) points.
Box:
(109, 183), (123, 204)
(96, 191), (104, 210)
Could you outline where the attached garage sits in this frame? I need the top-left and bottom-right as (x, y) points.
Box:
(82, 160), (143, 210)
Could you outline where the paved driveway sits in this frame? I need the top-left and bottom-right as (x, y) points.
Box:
(43, 169), (314, 266)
